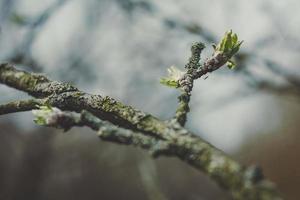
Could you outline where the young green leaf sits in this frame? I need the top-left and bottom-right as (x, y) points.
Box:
(232, 33), (238, 45)
(160, 66), (185, 88)
(224, 30), (233, 52)
(160, 78), (179, 88)
(215, 30), (243, 58)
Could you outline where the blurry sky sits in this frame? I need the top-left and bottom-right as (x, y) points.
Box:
(0, 0), (300, 152)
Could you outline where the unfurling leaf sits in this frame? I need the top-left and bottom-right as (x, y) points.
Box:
(160, 78), (179, 88)
(215, 30), (243, 58)
(160, 66), (185, 88)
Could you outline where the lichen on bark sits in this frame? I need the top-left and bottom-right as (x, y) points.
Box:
(0, 50), (282, 200)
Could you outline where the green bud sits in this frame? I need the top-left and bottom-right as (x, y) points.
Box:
(215, 30), (243, 58)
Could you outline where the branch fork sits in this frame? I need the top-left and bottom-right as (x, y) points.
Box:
(0, 30), (282, 200)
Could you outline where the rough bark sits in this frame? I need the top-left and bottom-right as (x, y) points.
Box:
(0, 63), (282, 200)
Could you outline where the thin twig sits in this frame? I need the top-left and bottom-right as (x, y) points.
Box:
(32, 108), (172, 157)
(0, 99), (43, 115)
(175, 42), (205, 126)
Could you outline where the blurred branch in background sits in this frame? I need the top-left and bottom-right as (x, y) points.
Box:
(4, 0), (300, 99)
(5, 0), (69, 71)
(116, 0), (154, 15)
(138, 157), (167, 200)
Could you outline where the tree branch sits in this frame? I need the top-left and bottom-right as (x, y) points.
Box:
(175, 42), (205, 126)
(0, 99), (43, 115)
(0, 60), (282, 200)
(161, 31), (243, 126)
(32, 107), (172, 157)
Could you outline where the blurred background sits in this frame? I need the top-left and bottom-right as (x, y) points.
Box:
(0, 0), (299, 199)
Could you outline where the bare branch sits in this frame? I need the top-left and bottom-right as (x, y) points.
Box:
(0, 60), (282, 200)
(32, 107), (171, 157)
(0, 99), (43, 115)
(175, 42), (205, 126)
